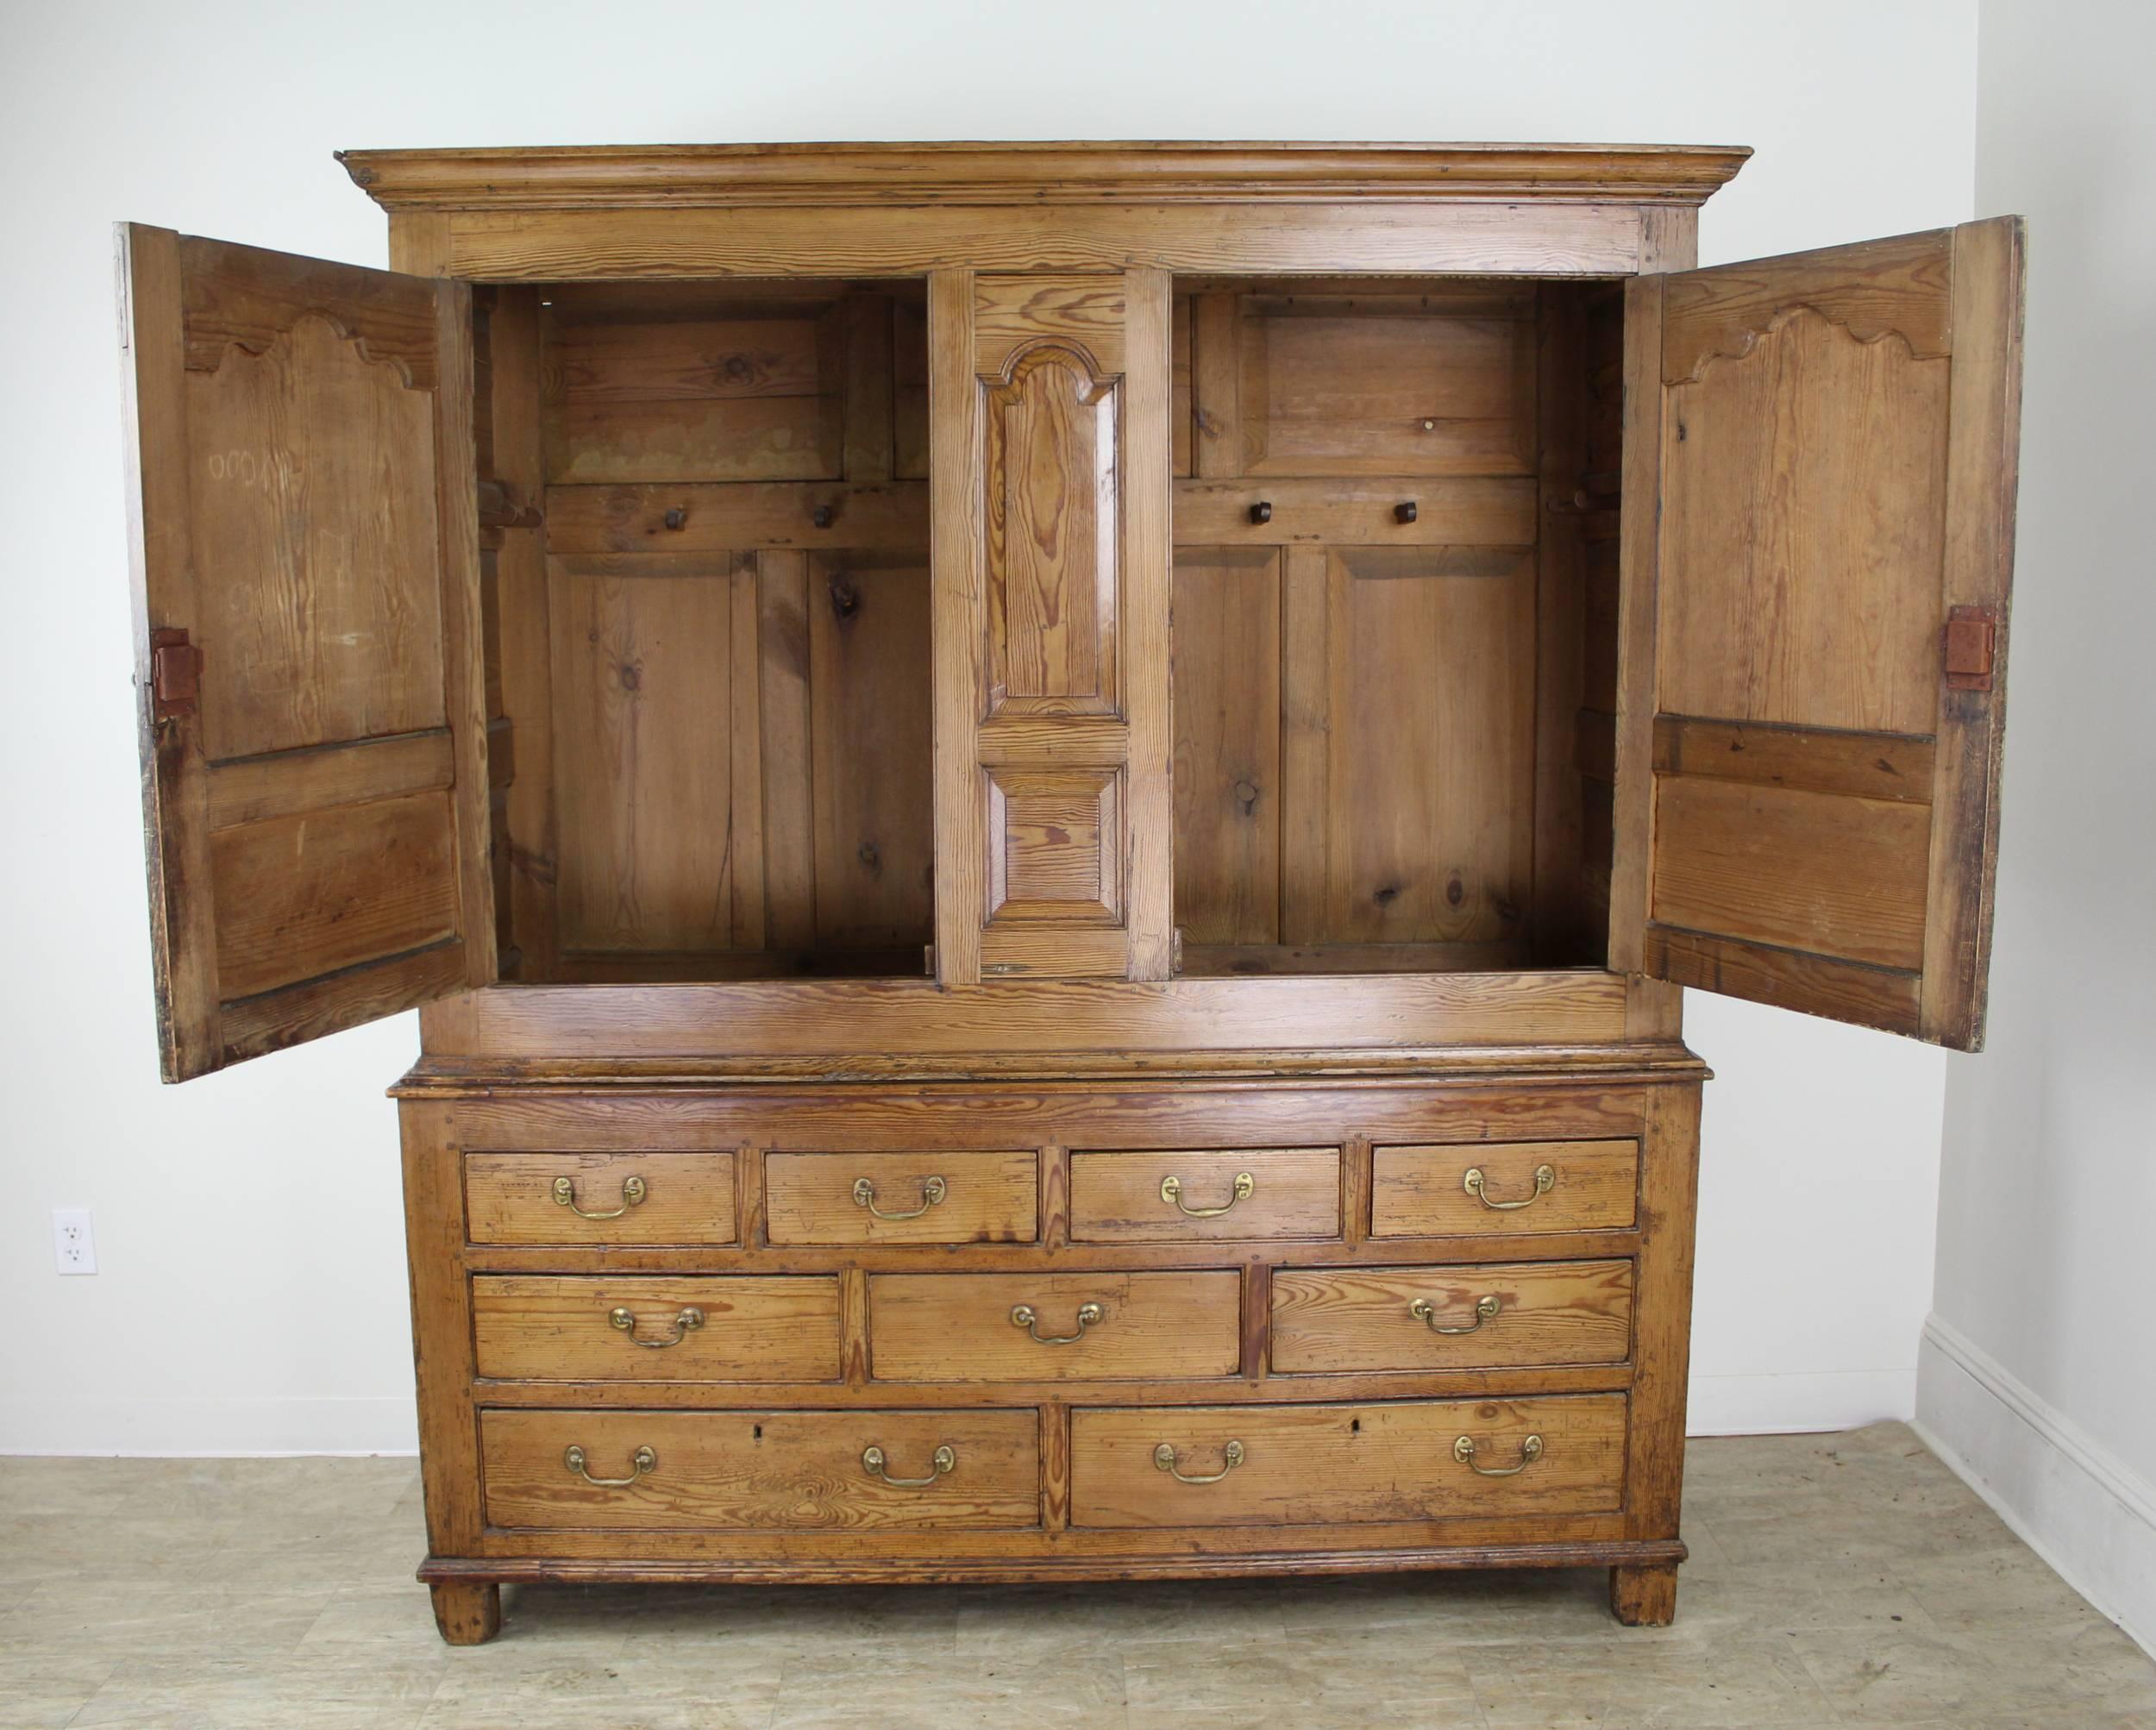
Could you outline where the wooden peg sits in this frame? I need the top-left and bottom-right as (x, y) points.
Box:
(812, 504), (836, 529)
(1395, 501), (1419, 524)
(1249, 500), (1273, 525)
(661, 508), (687, 531)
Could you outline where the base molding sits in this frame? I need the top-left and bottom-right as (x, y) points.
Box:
(419, 1538), (1687, 1589)
(1915, 1313), (2156, 1659)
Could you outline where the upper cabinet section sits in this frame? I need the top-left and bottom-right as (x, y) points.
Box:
(335, 141), (1750, 281)
(1614, 221), (2024, 1050)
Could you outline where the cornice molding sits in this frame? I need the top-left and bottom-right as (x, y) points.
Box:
(337, 141), (1752, 212)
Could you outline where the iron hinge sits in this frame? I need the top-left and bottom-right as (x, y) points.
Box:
(150, 628), (202, 720)
(1943, 605), (2000, 693)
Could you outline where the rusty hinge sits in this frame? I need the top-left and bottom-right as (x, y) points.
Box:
(150, 628), (201, 719)
(1943, 605), (2001, 692)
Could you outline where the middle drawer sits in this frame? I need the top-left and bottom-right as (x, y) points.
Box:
(868, 1271), (1242, 1381)
(473, 1276), (841, 1382)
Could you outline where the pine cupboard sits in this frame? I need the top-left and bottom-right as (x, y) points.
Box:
(114, 141), (2024, 1645)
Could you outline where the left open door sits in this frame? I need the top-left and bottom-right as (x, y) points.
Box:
(119, 225), (492, 1081)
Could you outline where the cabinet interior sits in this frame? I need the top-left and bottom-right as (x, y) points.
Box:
(473, 275), (1622, 985)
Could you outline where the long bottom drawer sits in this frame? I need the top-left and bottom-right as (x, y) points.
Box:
(481, 1408), (1040, 1531)
(1073, 1395), (1626, 1527)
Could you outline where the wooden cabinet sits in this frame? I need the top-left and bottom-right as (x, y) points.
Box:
(114, 141), (2025, 1643)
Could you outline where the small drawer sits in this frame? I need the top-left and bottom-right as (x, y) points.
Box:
(1072, 1395), (1626, 1527)
(481, 1407), (1041, 1531)
(1071, 1148), (1340, 1243)
(1371, 1140), (1639, 1238)
(465, 1151), (737, 1246)
(766, 1150), (1038, 1245)
(472, 1276), (839, 1382)
(868, 1271), (1240, 1382)
(1269, 1260), (1633, 1373)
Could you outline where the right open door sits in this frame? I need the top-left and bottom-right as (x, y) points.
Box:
(1614, 218), (2023, 1049)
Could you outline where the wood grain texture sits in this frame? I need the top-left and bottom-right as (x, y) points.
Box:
(1269, 1259), (1633, 1373)
(766, 1151), (1039, 1245)
(1069, 1149), (1340, 1243)
(868, 1271), (1240, 1382)
(1071, 1395), (1626, 1526)
(1171, 555), (1281, 945)
(545, 480), (925, 555)
(472, 1275), (840, 1382)
(481, 1407), (1040, 1530)
(464, 1150), (739, 1246)
(1371, 1140), (1639, 1238)
(929, 268), (985, 985)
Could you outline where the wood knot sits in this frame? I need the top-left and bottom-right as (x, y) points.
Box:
(1445, 872), (1465, 908)
(1233, 780), (1259, 817)
(858, 841), (881, 871)
(829, 575), (861, 620)
(1373, 883), (1401, 907)
(618, 661), (642, 693)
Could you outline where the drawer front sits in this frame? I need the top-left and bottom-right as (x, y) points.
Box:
(868, 1271), (1241, 1382)
(464, 1151), (737, 1246)
(472, 1276), (840, 1382)
(1073, 1395), (1626, 1527)
(481, 1408), (1040, 1531)
(1269, 1260), (1633, 1373)
(1371, 1139), (1639, 1237)
(765, 1150), (1038, 1245)
(1071, 1148), (1340, 1243)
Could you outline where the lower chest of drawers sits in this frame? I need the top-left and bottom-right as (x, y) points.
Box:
(399, 1070), (1700, 1605)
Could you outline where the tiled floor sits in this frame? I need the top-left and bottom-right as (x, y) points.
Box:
(1, 1421), (2150, 1727)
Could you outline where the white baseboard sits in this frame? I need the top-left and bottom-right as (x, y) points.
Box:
(1915, 1313), (2156, 1660)
(1684, 1367), (1915, 1436)
(0, 1395), (417, 1457)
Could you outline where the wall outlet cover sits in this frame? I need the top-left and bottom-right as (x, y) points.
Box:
(53, 1207), (97, 1275)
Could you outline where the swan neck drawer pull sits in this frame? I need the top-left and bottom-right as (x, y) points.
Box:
(852, 1175), (947, 1219)
(1409, 1293), (1501, 1334)
(1452, 1432), (1544, 1477)
(1010, 1301), (1105, 1344)
(1160, 1170), (1255, 1217)
(1463, 1163), (1555, 1211)
(608, 1305), (705, 1348)
(862, 1443), (957, 1487)
(1154, 1439), (1245, 1483)
(553, 1174), (647, 1219)
(564, 1444), (655, 1487)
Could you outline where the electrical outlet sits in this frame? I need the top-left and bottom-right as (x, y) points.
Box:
(53, 1207), (97, 1275)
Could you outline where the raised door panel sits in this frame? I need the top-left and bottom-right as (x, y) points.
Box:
(932, 270), (1173, 982)
(119, 226), (488, 1081)
(1620, 221), (2023, 1047)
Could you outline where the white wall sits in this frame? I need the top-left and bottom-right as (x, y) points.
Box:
(0, 0), (1977, 1454)
(1915, 0), (2156, 1654)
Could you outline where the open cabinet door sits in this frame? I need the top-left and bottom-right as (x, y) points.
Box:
(1614, 219), (2022, 1049)
(119, 225), (492, 1081)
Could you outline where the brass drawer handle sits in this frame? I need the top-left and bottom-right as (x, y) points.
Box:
(1410, 1293), (1502, 1334)
(853, 1175), (947, 1220)
(1452, 1432), (1544, 1477)
(862, 1443), (956, 1487)
(1160, 1170), (1255, 1217)
(1010, 1301), (1105, 1344)
(553, 1174), (647, 1219)
(1154, 1439), (1244, 1484)
(608, 1305), (704, 1348)
(1463, 1163), (1555, 1211)
(564, 1444), (655, 1487)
